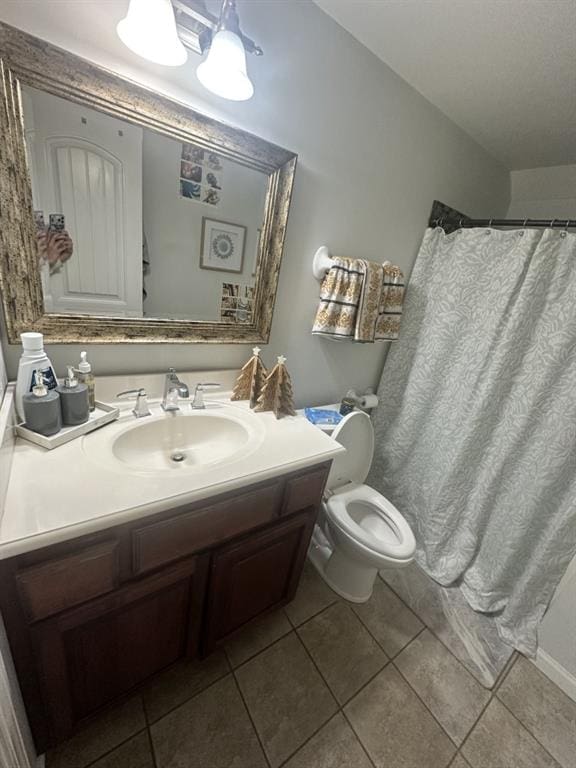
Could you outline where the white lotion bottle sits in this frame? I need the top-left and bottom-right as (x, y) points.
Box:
(15, 332), (58, 421)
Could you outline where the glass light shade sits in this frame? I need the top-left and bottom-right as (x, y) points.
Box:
(117, 0), (187, 66)
(197, 29), (254, 101)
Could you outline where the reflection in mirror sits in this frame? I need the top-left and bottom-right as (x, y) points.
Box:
(21, 85), (268, 323)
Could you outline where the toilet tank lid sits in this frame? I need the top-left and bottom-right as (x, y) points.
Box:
(326, 411), (374, 491)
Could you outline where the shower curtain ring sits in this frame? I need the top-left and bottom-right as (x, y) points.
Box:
(561, 219), (570, 237)
(550, 219), (556, 229)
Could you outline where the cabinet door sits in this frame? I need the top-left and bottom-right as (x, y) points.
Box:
(32, 555), (208, 742)
(203, 511), (315, 652)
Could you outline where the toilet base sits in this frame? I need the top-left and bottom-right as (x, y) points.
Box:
(308, 525), (377, 603)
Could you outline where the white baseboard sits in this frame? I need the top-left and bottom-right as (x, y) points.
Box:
(532, 648), (576, 703)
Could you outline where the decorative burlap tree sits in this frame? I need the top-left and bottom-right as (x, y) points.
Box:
(254, 355), (296, 419)
(231, 347), (268, 408)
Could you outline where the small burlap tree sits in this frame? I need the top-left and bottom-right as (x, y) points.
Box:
(231, 346), (268, 408)
(254, 355), (296, 419)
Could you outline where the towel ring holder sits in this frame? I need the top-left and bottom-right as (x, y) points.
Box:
(313, 246), (334, 281)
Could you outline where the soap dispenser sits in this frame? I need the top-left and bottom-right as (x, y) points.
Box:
(22, 370), (62, 436)
(77, 351), (95, 411)
(57, 366), (89, 426)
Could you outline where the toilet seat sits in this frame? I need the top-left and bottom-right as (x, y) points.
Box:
(326, 483), (415, 562)
(324, 411), (415, 564)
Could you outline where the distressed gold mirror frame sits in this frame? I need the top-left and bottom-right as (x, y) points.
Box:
(0, 23), (297, 344)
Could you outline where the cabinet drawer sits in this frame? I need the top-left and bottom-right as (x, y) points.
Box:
(16, 541), (119, 623)
(281, 465), (329, 517)
(133, 480), (282, 574)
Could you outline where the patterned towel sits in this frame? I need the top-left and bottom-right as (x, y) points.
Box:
(312, 257), (405, 342)
(312, 257), (363, 340)
(376, 261), (404, 340)
(355, 259), (386, 341)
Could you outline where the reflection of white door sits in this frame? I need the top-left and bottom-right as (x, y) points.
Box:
(22, 88), (143, 316)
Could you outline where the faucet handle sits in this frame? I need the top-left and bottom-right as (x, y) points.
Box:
(116, 388), (151, 418)
(116, 388), (143, 399)
(191, 382), (221, 409)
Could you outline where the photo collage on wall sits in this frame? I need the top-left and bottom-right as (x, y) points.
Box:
(220, 283), (254, 323)
(180, 142), (223, 206)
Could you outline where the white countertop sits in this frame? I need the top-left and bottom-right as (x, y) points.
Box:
(0, 390), (344, 560)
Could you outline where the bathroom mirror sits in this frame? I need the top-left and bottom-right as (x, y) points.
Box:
(0, 23), (297, 344)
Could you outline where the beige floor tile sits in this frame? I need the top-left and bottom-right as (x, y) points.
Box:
(142, 649), (229, 722)
(46, 697), (146, 768)
(396, 629), (490, 744)
(235, 632), (338, 767)
(225, 609), (292, 667)
(462, 699), (559, 768)
(344, 664), (455, 768)
(352, 576), (423, 656)
(451, 756), (472, 768)
(90, 732), (154, 768)
(283, 713), (372, 768)
(284, 561), (339, 626)
(497, 655), (576, 768)
(150, 674), (266, 768)
(380, 565), (514, 687)
(298, 602), (387, 704)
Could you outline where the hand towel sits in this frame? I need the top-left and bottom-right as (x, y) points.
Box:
(312, 257), (405, 342)
(375, 261), (405, 340)
(312, 256), (364, 339)
(354, 259), (384, 342)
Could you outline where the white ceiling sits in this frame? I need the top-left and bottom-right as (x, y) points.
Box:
(315, 0), (576, 170)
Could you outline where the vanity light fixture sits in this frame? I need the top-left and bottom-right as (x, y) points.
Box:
(196, 0), (259, 101)
(117, 0), (188, 66)
(117, 0), (262, 100)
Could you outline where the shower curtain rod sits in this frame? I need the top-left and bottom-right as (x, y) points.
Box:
(451, 218), (575, 229)
(429, 200), (575, 235)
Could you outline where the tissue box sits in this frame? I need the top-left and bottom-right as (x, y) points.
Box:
(304, 407), (343, 427)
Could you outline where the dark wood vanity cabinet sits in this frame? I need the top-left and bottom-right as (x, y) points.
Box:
(31, 556), (208, 742)
(204, 510), (315, 650)
(0, 461), (330, 752)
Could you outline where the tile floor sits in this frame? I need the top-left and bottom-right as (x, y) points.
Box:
(380, 563), (515, 687)
(46, 563), (576, 768)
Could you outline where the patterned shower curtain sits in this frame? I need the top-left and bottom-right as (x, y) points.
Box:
(367, 226), (576, 655)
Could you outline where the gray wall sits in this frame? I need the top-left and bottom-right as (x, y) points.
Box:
(507, 164), (576, 219)
(0, 0), (510, 406)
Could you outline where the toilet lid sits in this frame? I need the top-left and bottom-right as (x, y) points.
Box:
(326, 411), (374, 491)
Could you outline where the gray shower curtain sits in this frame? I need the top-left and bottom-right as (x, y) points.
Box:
(367, 226), (576, 654)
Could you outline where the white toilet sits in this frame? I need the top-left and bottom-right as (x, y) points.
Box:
(309, 411), (416, 602)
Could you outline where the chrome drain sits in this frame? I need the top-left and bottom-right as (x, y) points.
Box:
(170, 452), (186, 463)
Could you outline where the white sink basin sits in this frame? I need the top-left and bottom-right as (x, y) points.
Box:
(83, 404), (264, 475)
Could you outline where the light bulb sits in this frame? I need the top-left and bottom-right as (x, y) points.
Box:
(117, 0), (187, 67)
(197, 29), (254, 101)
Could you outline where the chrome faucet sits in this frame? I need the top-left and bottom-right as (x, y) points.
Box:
(116, 388), (151, 418)
(162, 368), (189, 411)
(191, 382), (221, 409)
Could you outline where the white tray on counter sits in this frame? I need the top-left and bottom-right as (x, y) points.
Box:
(15, 401), (120, 450)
